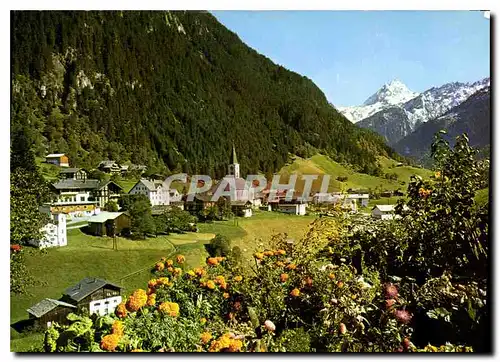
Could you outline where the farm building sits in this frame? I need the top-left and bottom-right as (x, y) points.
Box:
(45, 153), (69, 167)
(276, 203), (307, 216)
(87, 212), (131, 236)
(345, 194), (369, 207)
(27, 298), (76, 329)
(28, 212), (68, 249)
(371, 205), (395, 220)
(59, 168), (88, 181)
(60, 277), (123, 316)
(97, 160), (121, 174)
(231, 200), (253, 217)
(129, 178), (170, 206)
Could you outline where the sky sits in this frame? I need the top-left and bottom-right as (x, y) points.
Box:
(211, 11), (490, 106)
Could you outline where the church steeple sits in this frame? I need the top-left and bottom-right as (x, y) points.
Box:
(228, 143), (240, 178)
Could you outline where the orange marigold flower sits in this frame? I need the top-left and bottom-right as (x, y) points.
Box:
(280, 273), (289, 283)
(173, 267), (183, 276)
(206, 280), (216, 290)
(187, 270), (195, 277)
(328, 273), (336, 280)
(166, 259), (174, 267)
(264, 250), (274, 256)
(155, 262), (164, 272)
(200, 317), (207, 325)
(112, 320), (124, 337)
(200, 281), (207, 288)
(126, 289), (148, 312)
(115, 302), (127, 318)
(337, 281), (344, 289)
(176, 255), (186, 264)
(215, 275), (226, 285)
(101, 334), (120, 352)
(146, 294), (156, 306)
(167, 266), (174, 273)
(286, 263), (297, 270)
(207, 257), (219, 266)
(220, 282), (228, 290)
(227, 339), (243, 352)
(158, 302), (180, 317)
(254, 252), (264, 260)
(223, 292), (230, 299)
(216, 256), (225, 262)
(290, 288), (300, 297)
(233, 275), (243, 282)
(277, 249), (286, 255)
(434, 171), (441, 179)
(201, 332), (213, 344)
(148, 279), (157, 289)
(195, 267), (207, 277)
(157, 277), (170, 286)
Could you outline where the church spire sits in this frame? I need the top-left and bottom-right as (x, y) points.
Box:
(231, 143), (238, 165)
(228, 143), (240, 178)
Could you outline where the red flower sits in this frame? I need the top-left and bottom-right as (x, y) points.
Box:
(10, 244), (21, 253)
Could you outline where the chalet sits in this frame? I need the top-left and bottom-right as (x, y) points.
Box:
(120, 165), (129, 176)
(184, 193), (216, 214)
(28, 212), (67, 249)
(87, 212), (131, 237)
(45, 153), (69, 167)
(231, 200), (253, 217)
(59, 168), (87, 181)
(345, 193), (369, 207)
(51, 179), (123, 213)
(61, 277), (122, 316)
(27, 298), (76, 329)
(371, 205), (395, 220)
(98, 160), (121, 174)
(93, 180), (123, 208)
(129, 179), (170, 206)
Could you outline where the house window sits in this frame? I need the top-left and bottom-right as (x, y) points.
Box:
(80, 196), (85, 202)
(94, 303), (101, 307)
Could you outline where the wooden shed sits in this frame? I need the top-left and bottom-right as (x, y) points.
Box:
(87, 212), (131, 236)
(27, 298), (76, 329)
(45, 153), (69, 167)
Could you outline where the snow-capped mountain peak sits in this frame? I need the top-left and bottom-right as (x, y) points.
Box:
(363, 79), (419, 106)
(336, 79), (419, 123)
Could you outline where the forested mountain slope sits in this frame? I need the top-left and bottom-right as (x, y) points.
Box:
(11, 11), (399, 178)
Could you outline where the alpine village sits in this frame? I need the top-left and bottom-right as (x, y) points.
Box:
(10, 11), (490, 353)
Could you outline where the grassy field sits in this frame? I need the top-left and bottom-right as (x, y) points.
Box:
(35, 157), (61, 182)
(11, 211), (317, 351)
(278, 154), (432, 193)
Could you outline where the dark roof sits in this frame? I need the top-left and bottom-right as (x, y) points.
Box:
(63, 277), (122, 302)
(27, 298), (76, 318)
(59, 168), (82, 174)
(98, 180), (124, 191)
(52, 179), (100, 190)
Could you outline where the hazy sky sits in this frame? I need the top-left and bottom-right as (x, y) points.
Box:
(211, 11), (490, 106)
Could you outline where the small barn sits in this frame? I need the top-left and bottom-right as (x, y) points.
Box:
(27, 298), (76, 329)
(46, 154), (69, 167)
(277, 203), (307, 216)
(371, 205), (395, 220)
(87, 212), (131, 236)
(60, 277), (123, 316)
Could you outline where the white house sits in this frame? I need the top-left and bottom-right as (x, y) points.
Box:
(345, 193), (370, 207)
(129, 179), (170, 206)
(313, 193), (342, 204)
(29, 212), (68, 249)
(371, 205), (395, 220)
(277, 203), (307, 216)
